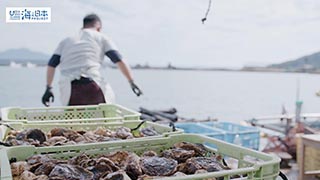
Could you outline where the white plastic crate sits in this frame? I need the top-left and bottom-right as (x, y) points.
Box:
(0, 134), (281, 180)
(1, 103), (140, 123)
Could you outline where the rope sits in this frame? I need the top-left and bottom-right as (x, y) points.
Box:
(202, 0), (212, 24)
(130, 120), (146, 131)
(279, 171), (288, 180)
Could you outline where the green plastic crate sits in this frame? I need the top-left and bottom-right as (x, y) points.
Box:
(1, 103), (140, 123)
(0, 134), (280, 180)
(0, 121), (183, 144)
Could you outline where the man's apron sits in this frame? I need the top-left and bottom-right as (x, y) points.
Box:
(59, 67), (115, 106)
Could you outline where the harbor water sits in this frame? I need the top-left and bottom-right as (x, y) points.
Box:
(1, 66), (320, 121)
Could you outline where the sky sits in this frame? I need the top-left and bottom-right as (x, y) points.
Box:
(1, 0), (320, 68)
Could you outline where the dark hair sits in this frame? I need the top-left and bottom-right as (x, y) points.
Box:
(83, 14), (101, 27)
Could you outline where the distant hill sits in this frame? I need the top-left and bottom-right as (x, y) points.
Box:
(268, 51), (320, 71)
(0, 48), (50, 65)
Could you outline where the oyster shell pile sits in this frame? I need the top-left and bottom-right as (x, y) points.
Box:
(11, 142), (229, 180)
(4, 126), (159, 147)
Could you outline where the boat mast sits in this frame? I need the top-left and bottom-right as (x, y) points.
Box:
(295, 78), (303, 123)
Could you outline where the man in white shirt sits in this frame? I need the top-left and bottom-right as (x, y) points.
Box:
(42, 14), (142, 106)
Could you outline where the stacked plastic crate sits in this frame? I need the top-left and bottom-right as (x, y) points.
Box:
(176, 121), (260, 150)
(0, 104), (280, 180)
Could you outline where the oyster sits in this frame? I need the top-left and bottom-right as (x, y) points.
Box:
(19, 170), (36, 180)
(50, 128), (70, 137)
(137, 175), (164, 180)
(124, 153), (142, 180)
(27, 139), (41, 147)
(105, 129), (115, 137)
(62, 130), (85, 143)
(173, 172), (187, 177)
(27, 155), (52, 165)
(104, 151), (130, 167)
(94, 127), (108, 136)
(5, 135), (24, 146)
(69, 153), (90, 166)
(26, 129), (46, 144)
(142, 151), (157, 157)
(34, 162), (56, 176)
(161, 148), (195, 163)
(50, 128), (85, 142)
(174, 142), (207, 156)
(48, 177), (65, 180)
(100, 170), (131, 180)
(7, 130), (19, 136)
(49, 164), (94, 180)
(96, 136), (112, 142)
(195, 169), (208, 174)
(115, 127), (134, 139)
(177, 162), (187, 172)
(64, 140), (77, 145)
(96, 157), (120, 172)
(10, 129), (46, 146)
(29, 163), (43, 173)
(140, 156), (177, 176)
(44, 136), (68, 146)
(34, 175), (49, 180)
(68, 154), (97, 168)
(88, 157), (120, 179)
(83, 131), (98, 142)
(140, 127), (159, 136)
(183, 157), (227, 174)
(15, 130), (27, 140)
(76, 130), (86, 135)
(11, 161), (29, 176)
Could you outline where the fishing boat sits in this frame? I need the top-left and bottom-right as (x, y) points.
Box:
(9, 61), (22, 68)
(26, 62), (37, 68)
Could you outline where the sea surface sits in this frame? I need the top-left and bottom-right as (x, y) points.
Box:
(1, 66), (320, 121)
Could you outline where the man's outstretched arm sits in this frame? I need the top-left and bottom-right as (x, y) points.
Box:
(116, 60), (133, 82)
(47, 66), (55, 87)
(106, 49), (143, 96)
(116, 61), (143, 96)
(42, 54), (60, 106)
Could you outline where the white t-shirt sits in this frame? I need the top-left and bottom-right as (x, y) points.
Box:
(54, 28), (118, 78)
(55, 28), (118, 105)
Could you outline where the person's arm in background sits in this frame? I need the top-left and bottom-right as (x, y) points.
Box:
(106, 50), (143, 96)
(116, 60), (133, 82)
(42, 54), (61, 106)
(47, 66), (56, 87)
(117, 60), (143, 96)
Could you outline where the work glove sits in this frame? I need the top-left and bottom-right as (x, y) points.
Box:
(42, 86), (54, 106)
(129, 80), (143, 96)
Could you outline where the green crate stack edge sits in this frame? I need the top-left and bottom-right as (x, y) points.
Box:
(0, 134), (280, 180)
(0, 104), (141, 123)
